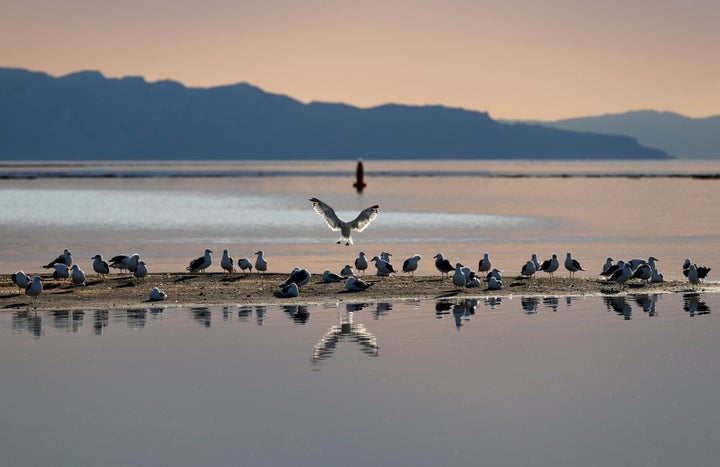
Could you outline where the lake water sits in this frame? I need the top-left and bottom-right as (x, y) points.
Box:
(1, 160), (719, 278)
(2, 293), (718, 466)
(1, 160), (719, 465)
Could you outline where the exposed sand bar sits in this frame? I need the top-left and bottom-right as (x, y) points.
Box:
(2, 273), (717, 311)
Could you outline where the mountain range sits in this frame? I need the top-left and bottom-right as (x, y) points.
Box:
(0, 67), (687, 160)
(530, 111), (720, 159)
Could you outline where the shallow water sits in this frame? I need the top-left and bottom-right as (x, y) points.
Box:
(1, 293), (718, 466)
(1, 160), (719, 279)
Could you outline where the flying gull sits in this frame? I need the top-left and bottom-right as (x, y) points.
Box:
(309, 197), (379, 245)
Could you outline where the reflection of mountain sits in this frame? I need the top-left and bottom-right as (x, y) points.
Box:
(312, 312), (378, 364)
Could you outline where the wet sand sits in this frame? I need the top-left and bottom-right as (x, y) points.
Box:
(2, 272), (717, 311)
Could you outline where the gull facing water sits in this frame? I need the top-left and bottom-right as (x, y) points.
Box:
(309, 197), (379, 245)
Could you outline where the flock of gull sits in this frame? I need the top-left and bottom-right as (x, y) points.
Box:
(7, 197), (714, 302)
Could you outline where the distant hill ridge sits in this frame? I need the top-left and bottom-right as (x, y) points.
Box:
(0, 67), (669, 160)
(530, 111), (720, 159)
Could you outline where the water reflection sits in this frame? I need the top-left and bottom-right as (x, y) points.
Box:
(2, 293), (715, 341)
(312, 311), (378, 365)
(684, 293), (711, 317)
(282, 305), (310, 324)
(191, 307), (211, 328)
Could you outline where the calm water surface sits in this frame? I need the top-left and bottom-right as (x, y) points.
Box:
(1, 293), (718, 466)
(1, 160), (719, 277)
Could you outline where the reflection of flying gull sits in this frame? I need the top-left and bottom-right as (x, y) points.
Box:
(312, 312), (379, 363)
(309, 197), (379, 245)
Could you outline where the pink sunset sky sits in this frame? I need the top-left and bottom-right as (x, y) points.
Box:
(2, 0), (718, 120)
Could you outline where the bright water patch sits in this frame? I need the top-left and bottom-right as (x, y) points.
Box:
(0, 188), (534, 232)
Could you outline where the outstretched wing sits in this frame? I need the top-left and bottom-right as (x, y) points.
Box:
(350, 205), (379, 232)
(309, 197), (343, 231)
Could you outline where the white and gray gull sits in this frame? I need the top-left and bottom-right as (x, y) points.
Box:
(309, 197), (379, 245)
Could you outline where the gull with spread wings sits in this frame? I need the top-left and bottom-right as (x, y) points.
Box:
(309, 197), (379, 245)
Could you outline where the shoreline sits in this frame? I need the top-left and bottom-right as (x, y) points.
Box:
(2, 272), (718, 312)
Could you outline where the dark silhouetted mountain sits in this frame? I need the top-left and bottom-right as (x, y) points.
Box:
(531, 111), (720, 159)
(0, 67), (669, 160)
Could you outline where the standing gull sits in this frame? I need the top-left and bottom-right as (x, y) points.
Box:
(53, 263), (70, 280)
(539, 254), (560, 276)
(71, 264), (86, 286)
(221, 249), (235, 274)
(610, 263), (633, 289)
(434, 253), (456, 278)
(371, 256), (395, 276)
(564, 252), (585, 278)
(452, 263), (467, 289)
(354, 252), (369, 275)
(402, 254), (422, 277)
(109, 254), (130, 272)
(477, 253), (492, 275)
(43, 249), (72, 269)
(254, 250), (268, 274)
(134, 261), (148, 281)
(238, 258), (253, 274)
(11, 271), (31, 293)
(25, 276), (43, 300)
(309, 197), (379, 245)
(92, 254), (110, 277)
(187, 249), (212, 273)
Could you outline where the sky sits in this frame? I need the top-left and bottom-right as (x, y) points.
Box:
(2, 0), (718, 120)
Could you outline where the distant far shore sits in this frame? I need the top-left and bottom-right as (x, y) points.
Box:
(2, 273), (717, 311)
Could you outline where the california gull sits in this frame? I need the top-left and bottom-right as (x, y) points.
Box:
(43, 249), (72, 269)
(187, 249), (212, 273)
(71, 264), (86, 286)
(221, 249), (235, 274)
(92, 254), (110, 277)
(309, 197), (379, 245)
(564, 252), (585, 277)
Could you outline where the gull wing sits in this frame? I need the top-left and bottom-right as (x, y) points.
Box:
(350, 204), (379, 232)
(310, 197), (343, 231)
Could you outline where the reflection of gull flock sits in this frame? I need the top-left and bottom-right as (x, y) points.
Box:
(6, 196), (714, 303)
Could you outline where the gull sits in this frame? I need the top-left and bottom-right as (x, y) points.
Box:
(682, 259), (711, 280)
(238, 257), (253, 274)
(92, 254), (110, 277)
(309, 197), (379, 245)
(71, 264), (86, 286)
(371, 256), (395, 276)
(278, 282), (299, 298)
(109, 254), (130, 272)
(539, 254), (560, 276)
(402, 254), (422, 276)
(25, 276), (43, 300)
(149, 287), (167, 301)
(601, 257), (614, 275)
(340, 265), (355, 277)
(520, 260), (536, 279)
(380, 251), (392, 262)
(354, 252), (368, 275)
(254, 250), (268, 273)
(609, 263), (633, 289)
(125, 254), (141, 273)
(477, 252), (492, 274)
(530, 253), (541, 271)
(486, 268), (502, 281)
(434, 253), (455, 278)
(187, 249), (212, 273)
(42, 248), (72, 269)
(488, 276), (503, 291)
(11, 271), (31, 293)
(346, 277), (372, 292)
(221, 249), (235, 274)
(564, 252), (585, 278)
(628, 258), (647, 271)
(630, 263), (652, 283)
(53, 263), (70, 280)
(134, 260), (148, 281)
(687, 264), (701, 287)
(452, 263), (467, 289)
(281, 268), (311, 288)
(601, 260), (625, 278)
(322, 269), (343, 283)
